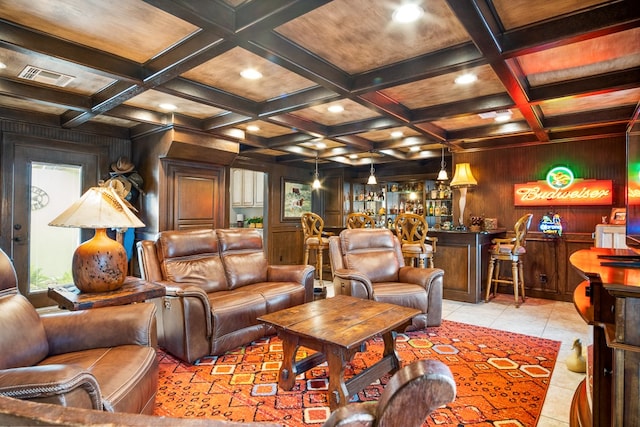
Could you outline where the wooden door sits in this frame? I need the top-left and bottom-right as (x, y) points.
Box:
(162, 160), (225, 230)
(6, 138), (102, 307)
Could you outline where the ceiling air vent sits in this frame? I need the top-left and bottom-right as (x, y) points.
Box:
(18, 65), (74, 87)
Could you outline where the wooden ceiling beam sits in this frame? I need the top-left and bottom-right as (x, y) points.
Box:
(529, 67), (640, 102)
(159, 77), (257, 115)
(0, 78), (90, 112)
(545, 106), (636, 129)
(259, 87), (341, 117)
(0, 20), (141, 82)
(352, 43), (485, 93)
(203, 112), (252, 130)
(501, 1), (640, 57)
(446, 0), (548, 142)
(412, 93), (514, 121)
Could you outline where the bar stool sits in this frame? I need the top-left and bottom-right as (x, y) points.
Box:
(347, 212), (376, 229)
(301, 212), (331, 287)
(485, 213), (533, 307)
(394, 213), (437, 268)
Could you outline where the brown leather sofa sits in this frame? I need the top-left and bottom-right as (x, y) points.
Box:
(329, 228), (444, 329)
(137, 228), (315, 363)
(0, 248), (158, 415)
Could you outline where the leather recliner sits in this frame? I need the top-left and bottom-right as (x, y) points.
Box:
(137, 228), (315, 363)
(329, 228), (444, 329)
(0, 249), (158, 414)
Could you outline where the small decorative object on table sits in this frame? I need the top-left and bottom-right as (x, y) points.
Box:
(470, 215), (484, 232)
(484, 217), (498, 231)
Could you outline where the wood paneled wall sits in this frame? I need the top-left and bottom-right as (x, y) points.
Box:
(452, 136), (625, 300)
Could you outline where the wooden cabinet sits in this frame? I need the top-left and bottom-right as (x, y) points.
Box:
(430, 229), (505, 303)
(231, 168), (263, 207)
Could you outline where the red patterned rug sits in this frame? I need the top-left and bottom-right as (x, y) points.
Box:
(154, 320), (560, 426)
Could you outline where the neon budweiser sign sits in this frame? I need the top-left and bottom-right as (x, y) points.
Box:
(514, 166), (612, 206)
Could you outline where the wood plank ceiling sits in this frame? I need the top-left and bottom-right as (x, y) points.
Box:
(0, 0), (638, 170)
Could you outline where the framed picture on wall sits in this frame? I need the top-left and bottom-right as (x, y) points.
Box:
(281, 178), (312, 220)
(610, 207), (626, 225)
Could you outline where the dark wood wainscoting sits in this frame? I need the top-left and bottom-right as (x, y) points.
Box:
(491, 231), (594, 302)
(269, 226), (303, 265)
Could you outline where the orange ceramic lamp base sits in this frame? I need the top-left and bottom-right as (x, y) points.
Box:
(72, 228), (127, 293)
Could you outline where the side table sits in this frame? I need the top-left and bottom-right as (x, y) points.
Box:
(48, 276), (165, 310)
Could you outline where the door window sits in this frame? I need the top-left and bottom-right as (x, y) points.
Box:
(29, 162), (82, 292)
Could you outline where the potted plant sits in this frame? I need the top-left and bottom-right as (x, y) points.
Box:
(246, 217), (263, 228)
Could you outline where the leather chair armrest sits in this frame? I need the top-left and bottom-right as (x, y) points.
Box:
(0, 365), (102, 410)
(41, 303), (157, 355)
(398, 267), (444, 288)
(155, 281), (213, 338)
(267, 264), (315, 284)
(267, 265), (315, 301)
(332, 268), (374, 299)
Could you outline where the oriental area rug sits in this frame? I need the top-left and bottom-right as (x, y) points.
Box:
(154, 320), (560, 426)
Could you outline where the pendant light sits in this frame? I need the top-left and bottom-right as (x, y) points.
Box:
(312, 156), (321, 189)
(437, 146), (449, 181)
(367, 153), (377, 185)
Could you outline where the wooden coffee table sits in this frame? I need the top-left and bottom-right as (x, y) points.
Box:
(258, 294), (420, 410)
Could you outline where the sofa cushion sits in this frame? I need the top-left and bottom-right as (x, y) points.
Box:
(340, 229), (401, 283)
(217, 229), (268, 288)
(40, 345), (158, 414)
(0, 294), (48, 369)
(157, 229), (228, 293)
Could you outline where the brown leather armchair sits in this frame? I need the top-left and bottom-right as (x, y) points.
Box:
(137, 228), (315, 363)
(323, 360), (456, 427)
(0, 249), (158, 414)
(329, 228), (444, 329)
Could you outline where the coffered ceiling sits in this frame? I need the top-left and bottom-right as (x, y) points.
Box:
(0, 0), (638, 169)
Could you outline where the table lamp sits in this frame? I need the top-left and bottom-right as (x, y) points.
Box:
(449, 163), (477, 230)
(49, 182), (145, 293)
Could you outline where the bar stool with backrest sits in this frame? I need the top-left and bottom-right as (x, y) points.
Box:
(485, 213), (533, 307)
(346, 212), (376, 229)
(394, 213), (437, 268)
(301, 212), (331, 287)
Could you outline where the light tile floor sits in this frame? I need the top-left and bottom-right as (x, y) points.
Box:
(323, 283), (589, 426)
(441, 294), (589, 427)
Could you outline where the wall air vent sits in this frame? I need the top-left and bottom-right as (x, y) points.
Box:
(18, 65), (74, 87)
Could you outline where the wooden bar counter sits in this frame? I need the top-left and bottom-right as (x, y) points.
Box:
(569, 248), (640, 427)
(430, 229), (506, 303)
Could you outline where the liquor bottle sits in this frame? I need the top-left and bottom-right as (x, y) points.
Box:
(434, 202), (441, 216)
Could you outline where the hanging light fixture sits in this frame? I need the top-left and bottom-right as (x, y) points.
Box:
(437, 146), (449, 181)
(367, 153), (377, 185)
(312, 156), (321, 189)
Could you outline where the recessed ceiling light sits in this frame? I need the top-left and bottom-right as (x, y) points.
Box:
(392, 4), (424, 23)
(240, 68), (262, 79)
(159, 103), (177, 111)
(349, 154), (358, 159)
(246, 125), (260, 132)
(455, 73), (478, 85)
(0, 62), (6, 69)
(228, 128), (245, 139)
(316, 142), (327, 149)
(327, 105), (344, 113)
(494, 110), (513, 122)
(410, 146), (420, 152)
(391, 131), (404, 138)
